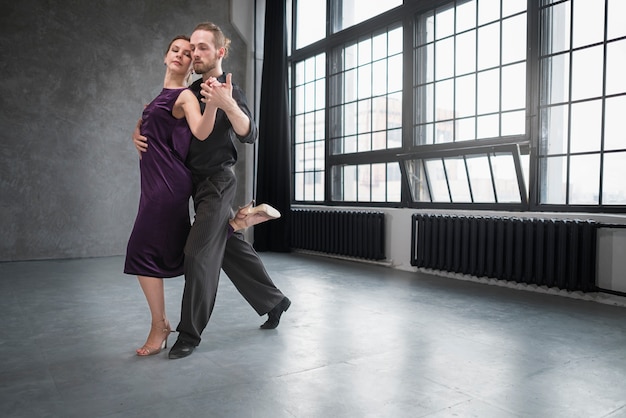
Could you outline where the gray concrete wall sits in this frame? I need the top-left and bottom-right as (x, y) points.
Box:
(0, 0), (252, 261)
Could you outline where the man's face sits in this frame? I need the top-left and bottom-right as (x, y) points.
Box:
(190, 29), (222, 75)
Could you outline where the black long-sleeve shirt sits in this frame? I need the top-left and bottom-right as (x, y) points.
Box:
(186, 73), (258, 181)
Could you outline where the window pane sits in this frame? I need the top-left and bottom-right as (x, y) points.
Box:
(388, 27), (403, 56)
(456, 0), (476, 33)
(372, 130), (386, 151)
(571, 46), (604, 101)
(295, 143), (305, 171)
(344, 102), (357, 136)
(570, 100), (602, 153)
(371, 163), (386, 202)
(358, 133), (371, 152)
(606, 39), (626, 96)
(501, 63), (526, 111)
(478, 0), (500, 25)
(604, 96), (626, 151)
(456, 30), (477, 75)
(387, 163), (401, 201)
(540, 104), (568, 155)
(569, 154), (600, 204)
(491, 153), (521, 203)
(477, 69), (500, 114)
(314, 172), (324, 201)
(477, 22), (500, 70)
(372, 60), (387, 96)
(435, 37), (455, 80)
(445, 157), (472, 202)
(425, 159), (450, 202)
(607, 0), (626, 39)
(540, 53), (570, 105)
(435, 120), (454, 144)
(344, 69), (357, 102)
(502, 0), (525, 17)
(501, 14), (526, 64)
(406, 159), (431, 202)
(457, 117), (476, 141)
(435, 79), (454, 121)
(501, 110), (525, 136)
(466, 155), (495, 202)
(372, 31), (387, 61)
(344, 165), (357, 201)
(388, 127), (402, 148)
(477, 114), (499, 139)
(358, 164), (371, 201)
(455, 74), (476, 118)
(295, 172), (304, 200)
(435, 4), (455, 40)
(388, 92), (402, 130)
(541, 1), (570, 55)
(315, 79), (325, 110)
(388, 55), (403, 92)
(572, 0), (605, 48)
(333, 0), (402, 32)
(540, 156), (567, 204)
(296, 0), (326, 49)
(603, 152), (626, 204)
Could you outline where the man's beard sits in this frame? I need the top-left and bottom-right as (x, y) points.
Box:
(193, 60), (216, 75)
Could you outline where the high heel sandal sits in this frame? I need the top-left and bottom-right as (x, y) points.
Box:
(232, 200), (281, 230)
(239, 200), (281, 219)
(136, 320), (172, 357)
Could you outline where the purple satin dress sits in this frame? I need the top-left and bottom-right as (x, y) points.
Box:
(124, 88), (192, 278)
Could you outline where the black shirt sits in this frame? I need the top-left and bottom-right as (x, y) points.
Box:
(186, 73), (258, 180)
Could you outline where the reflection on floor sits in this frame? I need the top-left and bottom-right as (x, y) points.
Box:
(1, 252), (626, 418)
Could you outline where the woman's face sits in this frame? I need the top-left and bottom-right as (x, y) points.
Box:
(165, 39), (192, 74)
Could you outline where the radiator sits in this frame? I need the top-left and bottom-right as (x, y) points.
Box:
(290, 209), (385, 260)
(411, 214), (597, 292)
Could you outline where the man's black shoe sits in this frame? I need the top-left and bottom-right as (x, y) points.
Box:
(260, 297), (291, 330)
(168, 339), (196, 359)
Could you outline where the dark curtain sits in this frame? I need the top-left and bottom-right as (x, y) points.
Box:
(253, 0), (291, 252)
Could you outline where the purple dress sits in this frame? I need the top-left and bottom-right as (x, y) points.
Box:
(124, 88), (192, 278)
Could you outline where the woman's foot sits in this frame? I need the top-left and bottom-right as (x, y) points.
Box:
(230, 201), (281, 231)
(136, 319), (171, 356)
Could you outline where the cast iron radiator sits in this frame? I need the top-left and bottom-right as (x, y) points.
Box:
(411, 214), (597, 292)
(290, 209), (385, 260)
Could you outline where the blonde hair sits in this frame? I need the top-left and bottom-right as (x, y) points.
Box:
(192, 22), (231, 59)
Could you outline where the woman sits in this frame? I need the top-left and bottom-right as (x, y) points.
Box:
(125, 36), (278, 356)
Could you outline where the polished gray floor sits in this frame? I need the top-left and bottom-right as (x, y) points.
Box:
(1, 252), (626, 418)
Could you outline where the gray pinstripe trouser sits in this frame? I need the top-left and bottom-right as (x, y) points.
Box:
(176, 168), (285, 345)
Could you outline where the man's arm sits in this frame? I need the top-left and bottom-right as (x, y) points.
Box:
(201, 73), (257, 143)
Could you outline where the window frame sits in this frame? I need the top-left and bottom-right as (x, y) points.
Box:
(287, 0), (626, 213)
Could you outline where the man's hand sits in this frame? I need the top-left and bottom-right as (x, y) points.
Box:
(200, 73), (251, 137)
(133, 118), (148, 158)
(200, 73), (236, 112)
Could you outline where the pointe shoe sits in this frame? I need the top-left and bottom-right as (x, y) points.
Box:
(136, 320), (172, 357)
(231, 200), (281, 231)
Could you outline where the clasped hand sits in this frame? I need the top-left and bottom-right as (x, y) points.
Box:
(200, 73), (235, 110)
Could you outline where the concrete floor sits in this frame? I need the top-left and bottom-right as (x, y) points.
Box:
(1, 252), (626, 418)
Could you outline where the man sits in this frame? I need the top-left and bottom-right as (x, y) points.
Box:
(133, 22), (291, 359)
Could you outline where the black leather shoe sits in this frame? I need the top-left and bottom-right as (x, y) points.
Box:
(260, 297), (291, 330)
(168, 339), (196, 359)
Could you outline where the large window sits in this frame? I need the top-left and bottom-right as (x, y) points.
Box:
(538, 0), (626, 206)
(289, 0), (626, 213)
(328, 26), (403, 202)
